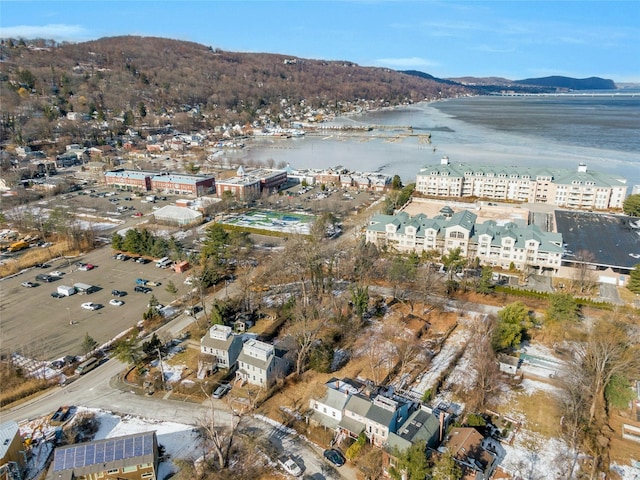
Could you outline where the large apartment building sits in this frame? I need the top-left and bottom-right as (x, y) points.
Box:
(415, 157), (627, 210)
(365, 209), (564, 272)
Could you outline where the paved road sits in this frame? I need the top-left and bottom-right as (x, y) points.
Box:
(1, 283), (356, 480)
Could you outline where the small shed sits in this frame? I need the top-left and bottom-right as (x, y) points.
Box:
(498, 354), (520, 375)
(174, 261), (190, 273)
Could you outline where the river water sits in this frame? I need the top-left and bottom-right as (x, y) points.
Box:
(232, 93), (640, 189)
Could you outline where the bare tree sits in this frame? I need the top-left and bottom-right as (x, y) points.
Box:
(570, 250), (598, 295)
(197, 386), (241, 470)
(578, 318), (640, 424)
(286, 303), (324, 377)
(466, 314), (500, 412)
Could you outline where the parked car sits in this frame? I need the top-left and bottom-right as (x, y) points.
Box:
(109, 299), (124, 306)
(21, 281), (37, 288)
(212, 383), (231, 399)
(78, 263), (95, 271)
(81, 302), (100, 311)
(135, 278), (149, 285)
(111, 289), (126, 297)
(323, 449), (345, 467)
(119, 255), (131, 261)
(35, 274), (54, 282)
(278, 455), (304, 477)
(51, 291), (64, 298)
(50, 270), (64, 277)
(147, 303), (165, 310)
(134, 286), (152, 294)
(35, 263), (51, 269)
(135, 257), (151, 264)
(184, 305), (202, 316)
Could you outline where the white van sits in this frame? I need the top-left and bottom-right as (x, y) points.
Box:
(155, 256), (170, 268)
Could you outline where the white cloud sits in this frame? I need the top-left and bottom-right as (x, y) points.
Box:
(473, 44), (516, 54)
(0, 24), (87, 40)
(374, 56), (439, 69)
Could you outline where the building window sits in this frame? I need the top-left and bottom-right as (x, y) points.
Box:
(123, 465), (138, 473)
(107, 469), (119, 474)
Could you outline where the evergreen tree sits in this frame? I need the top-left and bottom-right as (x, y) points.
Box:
(627, 264), (640, 294)
(81, 332), (98, 355)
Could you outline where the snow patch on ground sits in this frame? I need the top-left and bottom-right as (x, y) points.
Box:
(409, 320), (470, 397)
(611, 462), (640, 480)
(499, 430), (571, 480)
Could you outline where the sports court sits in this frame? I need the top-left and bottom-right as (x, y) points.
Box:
(222, 210), (315, 235)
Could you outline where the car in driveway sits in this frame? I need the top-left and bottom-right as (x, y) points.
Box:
(323, 449), (345, 467)
(278, 455), (304, 477)
(134, 286), (152, 294)
(212, 383), (231, 399)
(109, 299), (124, 307)
(21, 281), (37, 288)
(81, 302), (100, 311)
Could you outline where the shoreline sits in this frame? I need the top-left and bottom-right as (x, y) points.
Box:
(238, 98), (640, 188)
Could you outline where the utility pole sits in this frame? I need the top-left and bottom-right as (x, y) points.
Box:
(156, 347), (166, 391)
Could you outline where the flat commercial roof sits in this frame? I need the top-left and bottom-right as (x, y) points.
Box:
(555, 211), (640, 270)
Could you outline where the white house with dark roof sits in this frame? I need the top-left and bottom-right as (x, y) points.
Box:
(200, 324), (244, 370)
(235, 339), (285, 388)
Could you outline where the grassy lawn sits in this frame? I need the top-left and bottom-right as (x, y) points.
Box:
(498, 388), (562, 439)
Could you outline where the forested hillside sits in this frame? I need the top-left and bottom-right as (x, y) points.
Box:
(0, 36), (469, 144)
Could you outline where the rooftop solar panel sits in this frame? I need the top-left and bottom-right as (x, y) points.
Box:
(95, 443), (105, 463)
(52, 432), (156, 471)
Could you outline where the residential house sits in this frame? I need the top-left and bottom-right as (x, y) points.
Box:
(363, 395), (412, 447)
(45, 431), (159, 480)
(384, 406), (444, 477)
(0, 421), (25, 478)
(200, 324), (244, 370)
(236, 339), (285, 388)
(338, 392), (412, 447)
(440, 427), (497, 480)
(310, 378), (366, 429)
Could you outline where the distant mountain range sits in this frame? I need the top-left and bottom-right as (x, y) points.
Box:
(403, 71), (617, 92)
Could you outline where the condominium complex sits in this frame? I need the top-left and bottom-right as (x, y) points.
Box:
(415, 157), (627, 210)
(365, 209), (563, 272)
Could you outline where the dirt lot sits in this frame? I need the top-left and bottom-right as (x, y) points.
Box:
(0, 245), (194, 360)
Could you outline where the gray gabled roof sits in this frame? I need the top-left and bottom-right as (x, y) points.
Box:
(344, 394), (371, 417)
(0, 421), (20, 460)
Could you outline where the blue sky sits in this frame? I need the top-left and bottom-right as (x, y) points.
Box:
(1, 1), (639, 83)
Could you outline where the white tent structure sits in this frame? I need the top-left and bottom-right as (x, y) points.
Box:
(153, 205), (203, 226)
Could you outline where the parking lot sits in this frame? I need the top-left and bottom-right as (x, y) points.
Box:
(0, 246), (195, 361)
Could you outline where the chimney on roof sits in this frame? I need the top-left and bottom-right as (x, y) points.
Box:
(440, 156), (450, 166)
(578, 163), (588, 173)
